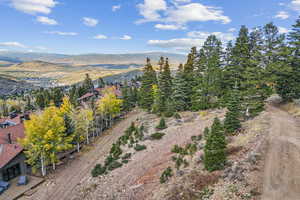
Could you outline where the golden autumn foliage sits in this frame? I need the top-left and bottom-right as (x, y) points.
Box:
(20, 104), (73, 174)
(97, 87), (123, 118)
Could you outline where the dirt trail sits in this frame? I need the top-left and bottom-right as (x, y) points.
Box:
(20, 110), (144, 200)
(262, 105), (300, 200)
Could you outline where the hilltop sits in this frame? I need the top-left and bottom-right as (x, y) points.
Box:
(0, 52), (186, 66)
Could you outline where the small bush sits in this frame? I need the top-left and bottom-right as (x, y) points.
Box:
(160, 167), (173, 184)
(122, 159), (129, 164)
(134, 144), (147, 151)
(104, 154), (115, 166)
(91, 164), (106, 177)
(174, 112), (181, 119)
(122, 153), (132, 160)
(191, 135), (202, 142)
(107, 161), (123, 171)
(156, 118), (167, 130)
(150, 132), (165, 140)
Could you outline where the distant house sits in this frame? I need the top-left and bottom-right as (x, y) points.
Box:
(78, 86), (122, 105)
(0, 121), (28, 182)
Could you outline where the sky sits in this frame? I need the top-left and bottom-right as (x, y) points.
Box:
(0, 0), (299, 54)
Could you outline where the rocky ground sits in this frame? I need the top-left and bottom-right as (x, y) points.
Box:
(20, 102), (300, 200)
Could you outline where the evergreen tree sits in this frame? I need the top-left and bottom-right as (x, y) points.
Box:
(157, 58), (173, 113)
(204, 118), (226, 171)
(139, 58), (157, 111)
(83, 73), (94, 93)
(277, 17), (300, 100)
(97, 77), (105, 88)
(224, 89), (242, 134)
(182, 47), (197, 107)
(191, 35), (223, 110)
(172, 64), (188, 111)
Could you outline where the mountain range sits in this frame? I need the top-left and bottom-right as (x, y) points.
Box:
(0, 51), (186, 66)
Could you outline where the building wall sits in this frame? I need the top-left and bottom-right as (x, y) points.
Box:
(0, 152), (27, 181)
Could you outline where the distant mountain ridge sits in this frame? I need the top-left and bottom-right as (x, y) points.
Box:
(0, 51), (186, 65)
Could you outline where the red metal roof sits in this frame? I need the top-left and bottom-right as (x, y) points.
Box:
(0, 123), (25, 169)
(78, 92), (95, 101)
(0, 123), (25, 144)
(0, 143), (23, 168)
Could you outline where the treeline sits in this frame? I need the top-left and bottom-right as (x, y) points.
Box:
(138, 19), (300, 120)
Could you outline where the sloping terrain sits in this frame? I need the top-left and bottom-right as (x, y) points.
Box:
(19, 103), (300, 200)
(0, 75), (36, 97)
(0, 61), (140, 86)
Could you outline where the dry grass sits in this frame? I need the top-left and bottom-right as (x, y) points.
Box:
(281, 102), (300, 117)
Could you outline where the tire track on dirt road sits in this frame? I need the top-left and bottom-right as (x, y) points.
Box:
(262, 105), (300, 200)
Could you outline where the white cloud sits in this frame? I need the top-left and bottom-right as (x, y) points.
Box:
(274, 11), (289, 19)
(120, 35), (132, 40)
(166, 3), (231, 24)
(94, 34), (108, 39)
(155, 24), (185, 30)
(173, 0), (191, 3)
(45, 31), (78, 36)
(36, 16), (58, 25)
(137, 0), (167, 23)
(228, 28), (236, 32)
(82, 17), (98, 27)
(291, 0), (300, 11)
(148, 31), (234, 49)
(278, 27), (290, 34)
(137, 0), (230, 25)
(148, 38), (204, 48)
(11, 0), (57, 15)
(0, 42), (27, 48)
(187, 31), (235, 42)
(112, 5), (121, 12)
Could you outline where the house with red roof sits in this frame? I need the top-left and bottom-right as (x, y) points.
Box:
(0, 119), (28, 182)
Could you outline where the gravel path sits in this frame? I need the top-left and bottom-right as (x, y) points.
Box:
(262, 105), (300, 200)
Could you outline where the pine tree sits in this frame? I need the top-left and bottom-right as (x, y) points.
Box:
(191, 35), (223, 110)
(83, 73), (94, 93)
(157, 58), (173, 113)
(276, 17), (300, 101)
(172, 65), (188, 111)
(182, 47), (197, 107)
(139, 58), (157, 111)
(224, 89), (242, 134)
(204, 117), (226, 171)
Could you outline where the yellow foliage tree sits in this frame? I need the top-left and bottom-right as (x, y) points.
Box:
(97, 87), (123, 127)
(71, 108), (93, 150)
(20, 105), (73, 176)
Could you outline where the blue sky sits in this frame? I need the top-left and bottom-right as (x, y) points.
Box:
(0, 0), (299, 54)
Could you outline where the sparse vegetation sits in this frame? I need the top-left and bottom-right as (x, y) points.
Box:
(150, 132), (165, 140)
(160, 167), (173, 184)
(156, 117), (167, 130)
(134, 144), (147, 151)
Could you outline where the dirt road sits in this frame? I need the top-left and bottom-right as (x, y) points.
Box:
(262, 105), (300, 200)
(20, 110), (144, 200)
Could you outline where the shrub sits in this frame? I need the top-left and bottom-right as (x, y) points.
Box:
(174, 112), (181, 119)
(191, 135), (202, 142)
(91, 164), (106, 177)
(156, 118), (167, 130)
(104, 154), (115, 166)
(134, 144), (147, 151)
(160, 167), (173, 184)
(110, 143), (123, 159)
(122, 153), (132, 160)
(122, 159), (129, 164)
(107, 160), (123, 171)
(150, 132), (165, 140)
